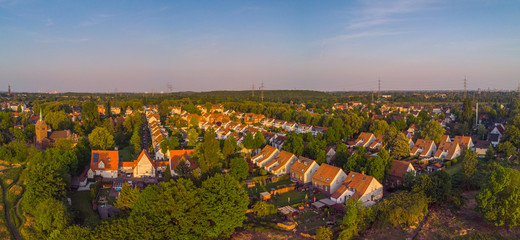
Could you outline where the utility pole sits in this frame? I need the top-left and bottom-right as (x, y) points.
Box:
(252, 83), (255, 98)
(261, 81), (264, 104)
(8, 84), (10, 96)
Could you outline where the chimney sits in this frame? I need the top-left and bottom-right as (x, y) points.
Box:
(361, 171), (364, 175)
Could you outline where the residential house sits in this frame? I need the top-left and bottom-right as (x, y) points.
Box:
(296, 124), (313, 134)
(169, 150), (199, 176)
(475, 140), (491, 156)
(387, 160), (416, 187)
(290, 157), (319, 184)
(264, 150), (297, 176)
(453, 136), (474, 150)
(312, 164), (347, 195)
(325, 147), (336, 164)
(331, 172), (383, 206)
(271, 135), (286, 149)
(312, 126), (327, 137)
(88, 150), (119, 179)
(355, 132), (376, 148)
(284, 122), (297, 131)
(252, 145), (280, 168)
(369, 135), (384, 150)
(410, 139), (437, 158)
(434, 141), (461, 160)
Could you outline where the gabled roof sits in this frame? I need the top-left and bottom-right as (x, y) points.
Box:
(331, 172), (381, 199)
(136, 149), (154, 166)
(269, 150), (296, 172)
(475, 140), (491, 149)
(356, 132), (374, 146)
(169, 149), (198, 170)
(90, 150), (119, 171)
(411, 139), (435, 156)
(290, 156), (317, 175)
(312, 163), (342, 185)
(253, 145), (279, 164)
(453, 136), (472, 149)
(440, 135), (451, 143)
(389, 160), (414, 178)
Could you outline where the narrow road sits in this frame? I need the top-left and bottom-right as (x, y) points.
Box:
(0, 180), (22, 240)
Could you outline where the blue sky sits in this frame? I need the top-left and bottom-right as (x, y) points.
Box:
(0, 0), (519, 92)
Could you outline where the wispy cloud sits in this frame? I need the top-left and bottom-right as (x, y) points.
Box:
(36, 37), (89, 43)
(78, 14), (112, 27)
(347, 0), (436, 29)
(323, 30), (405, 44)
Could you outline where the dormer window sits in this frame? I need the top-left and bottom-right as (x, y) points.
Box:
(326, 178), (330, 181)
(108, 157), (111, 162)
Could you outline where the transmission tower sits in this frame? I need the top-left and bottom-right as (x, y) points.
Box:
(167, 83), (174, 93)
(261, 81), (264, 104)
(378, 78), (381, 99)
(464, 76), (467, 99)
(252, 83), (255, 98)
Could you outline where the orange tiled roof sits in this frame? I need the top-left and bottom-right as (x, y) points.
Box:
(254, 145), (279, 164)
(269, 150), (296, 172)
(290, 156), (316, 175)
(389, 160), (413, 178)
(312, 163), (342, 186)
(90, 150), (119, 171)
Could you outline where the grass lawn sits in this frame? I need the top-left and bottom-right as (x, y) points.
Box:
(245, 179), (294, 196)
(445, 163), (461, 176)
(0, 167), (23, 184)
(272, 190), (326, 208)
(70, 190), (99, 225)
(119, 145), (135, 161)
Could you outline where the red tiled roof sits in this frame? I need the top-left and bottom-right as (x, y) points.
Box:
(90, 150), (119, 171)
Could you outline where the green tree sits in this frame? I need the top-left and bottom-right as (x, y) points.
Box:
(379, 148), (393, 179)
(461, 150), (477, 186)
(82, 101), (99, 133)
(187, 128), (199, 147)
(189, 116), (199, 128)
(377, 190), (428, 228)
(370, 120), (390, 136)
(485, 145), (495, 162)
(130, 129), (141, 154)
(105, 100), (112, 118)
(477, 124), (488, 140)
(115, 183), (140, 211)
(389, 132), (411, 160)
(160, 139), (170, 156)
(45, 111), (72, 130)
(243, 132), (255, 151)
(476, 165), (520, 228)
(222, 136), (237, 161)
(33, 198), (70, 237)
(163, 164), (172, 182)
(175, 158), (192, 178)
(230, 157), (249, 181)
(252, 201), (277, 217)
(367, 156), (385, 181)
(421, 120), (445, 144)
(194, 129), (223, 174)
(48, 225), (91, 240)
(316, 226), (333, 240)
(463, 98), (473, 123)
(283, 132), (304, 156)
(200, 174), (249, 238)
(88, 127), (115, 150)
(254, 131), (265, 149)
(497, 141), (516, 159)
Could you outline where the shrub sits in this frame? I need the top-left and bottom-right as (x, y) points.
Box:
(445, 161), (452, 168)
